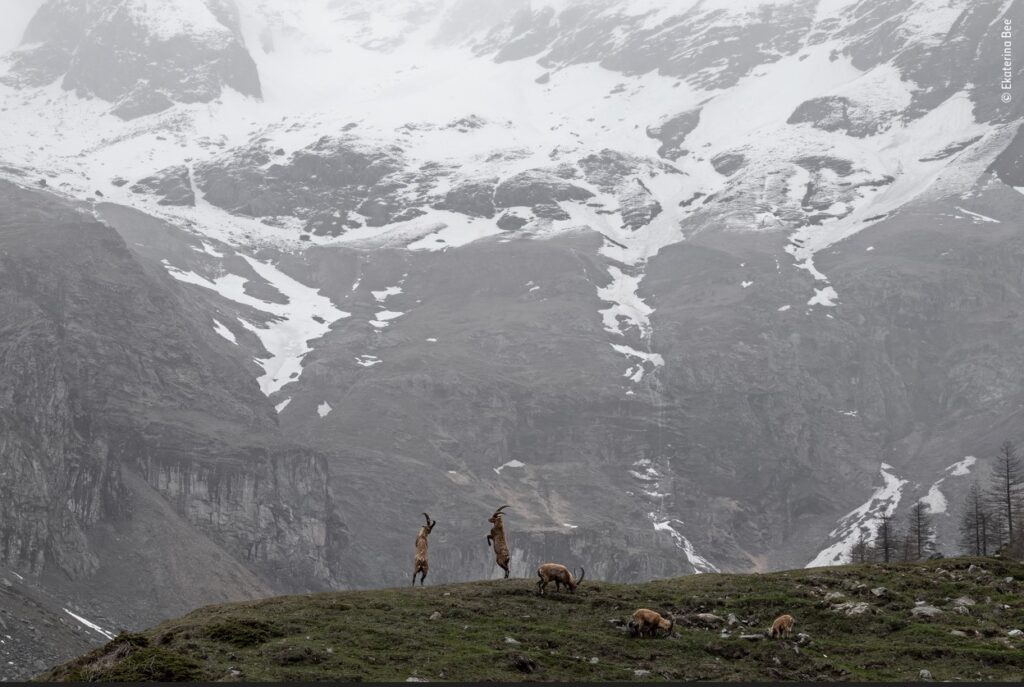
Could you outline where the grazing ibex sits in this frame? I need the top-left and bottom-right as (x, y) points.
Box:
(768, 614), (795, 639)
(628, 608), (674, 638)
(411, 513), (436, 586)
(487, 504), (512, 579)
(536, 563), (584, 595)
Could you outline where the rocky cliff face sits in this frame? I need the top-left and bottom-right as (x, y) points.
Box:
(2, 0), (260, 118)
(0, 181), (350, 678)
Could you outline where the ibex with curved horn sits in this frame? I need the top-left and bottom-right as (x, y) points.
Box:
(412, 512), (436, 586)
(487, 504), (512, 578)
(536, 563), (585, 595)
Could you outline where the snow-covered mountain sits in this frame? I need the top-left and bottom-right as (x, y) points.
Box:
(1, 0), (1023, 678)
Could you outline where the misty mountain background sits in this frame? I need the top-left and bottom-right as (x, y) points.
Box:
(1, 0), (1023, 679)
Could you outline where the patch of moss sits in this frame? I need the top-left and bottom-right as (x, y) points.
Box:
(203, 618), (281, 647)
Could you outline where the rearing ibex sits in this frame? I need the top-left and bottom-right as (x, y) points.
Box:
(487, 504), (512, 579)
(412, 512), (436, 586)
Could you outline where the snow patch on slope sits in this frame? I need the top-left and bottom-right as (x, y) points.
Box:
(807, 463), (908, 567)
(494, 459), (526, 475)
(164, 257), (350, 395)
(212, 318), (237, 344)
(63, 609), (115, 640)
(921, 480), (948, 515)
(629, 458), (718, 573)
(946, 456), (976, 476)
(653, 519), (720, 574)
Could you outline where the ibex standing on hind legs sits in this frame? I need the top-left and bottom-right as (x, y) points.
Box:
(487, 504), (512, 578)
(412, 513), (436, 586)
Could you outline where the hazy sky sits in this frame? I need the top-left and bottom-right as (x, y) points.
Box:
(0, 1), (45, 55)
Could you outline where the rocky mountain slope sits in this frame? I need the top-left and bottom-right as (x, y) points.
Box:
(1, 0), (1023, 679)
(0, 182), (353, 678)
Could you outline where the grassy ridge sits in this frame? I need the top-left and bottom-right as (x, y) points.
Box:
(41, 557), (1024, 682)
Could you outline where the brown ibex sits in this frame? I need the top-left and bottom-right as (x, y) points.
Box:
(487, 504), (512, 578)
(536, 563), (584, 595)
(411, 512), (436, 586)
(768, 614), (795, 639)
(628, 608), (674, 638)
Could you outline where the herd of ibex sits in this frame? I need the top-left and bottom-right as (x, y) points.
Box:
(410, 505), (795, 641)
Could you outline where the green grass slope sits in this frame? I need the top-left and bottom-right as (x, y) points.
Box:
(40, 557), (1024, 682)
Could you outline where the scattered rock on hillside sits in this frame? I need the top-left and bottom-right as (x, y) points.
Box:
(429, 611), (441, 620)
(871, 587), (889, 597)
(693, 613), (725, 627)
(911, 605), (942, 618)
(833, 602), (870, 616)
(1008, 629), (1023, 637)
(510, 654), (539, 673)
(919, 668), (933, 681)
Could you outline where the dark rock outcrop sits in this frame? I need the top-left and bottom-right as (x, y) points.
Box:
(0, 181), (349, 647)
(2, 0), (261, 119)
(646, 109), (701, 161)
(130, 166), (195, 206)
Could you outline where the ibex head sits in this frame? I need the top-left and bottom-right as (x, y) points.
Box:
(569, 566), (585, 591)
(422, 512), (436, 533)
(488, 504), (510, 524)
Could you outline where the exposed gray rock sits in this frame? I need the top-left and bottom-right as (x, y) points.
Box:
(693, 613), (725, 627)
(493, 169), (593, 207)
(433, 179), (498, 218)
(833, 602), (870, 616)
(787, 96), (891, 137)
(646, 109), (701, 161)
(131, 165), (195, 206)
(710, 152), (747, 177)
(911, 605), (942, 618)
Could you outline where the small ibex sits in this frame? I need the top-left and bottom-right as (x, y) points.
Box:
(411, 512), (437, 586)
(768, 613), (795, 639)
(487, 504), (512, 579)
(536, 563), (584, 595)
(628, 608), (674, 638)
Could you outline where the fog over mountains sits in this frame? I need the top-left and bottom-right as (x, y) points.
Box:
(1, 0), (1023, 678)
